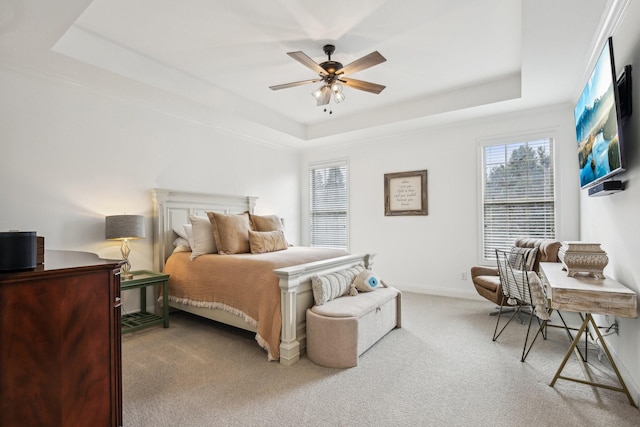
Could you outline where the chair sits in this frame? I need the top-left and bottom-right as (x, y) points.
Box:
(471, 239), (562, 314)
(493, 248), (551, 362)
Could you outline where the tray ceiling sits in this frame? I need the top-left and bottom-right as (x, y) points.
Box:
(0, 0), (613, 145)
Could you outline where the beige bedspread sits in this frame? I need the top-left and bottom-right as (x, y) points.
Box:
(163, 246), (350, 361)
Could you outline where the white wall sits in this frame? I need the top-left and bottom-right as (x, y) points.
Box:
(580, 0), (640, 404)
(301, 105), (580, 299)
(0, 65), (301, 312)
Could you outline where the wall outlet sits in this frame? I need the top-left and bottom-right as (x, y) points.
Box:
(461, 272), (468, 281)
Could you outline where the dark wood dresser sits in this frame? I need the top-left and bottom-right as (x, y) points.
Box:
(0, 250), (123, 427)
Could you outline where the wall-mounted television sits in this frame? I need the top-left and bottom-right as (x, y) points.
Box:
(574, 37), (626, 189)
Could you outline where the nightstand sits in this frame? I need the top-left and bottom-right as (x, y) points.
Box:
(121, 270), (170, 333)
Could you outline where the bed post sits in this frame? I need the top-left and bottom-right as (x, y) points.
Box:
(151, 189), (170, 273)
(364, 253), (374, 270)
(278, 270), (302, 366)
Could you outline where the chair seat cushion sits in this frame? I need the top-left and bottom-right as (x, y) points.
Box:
(473, 275), (501, 293)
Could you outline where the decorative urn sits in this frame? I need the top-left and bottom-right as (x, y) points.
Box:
(558, 241), (608, 279)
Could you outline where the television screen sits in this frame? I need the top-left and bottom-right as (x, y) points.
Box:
(574, 37), (625, 189)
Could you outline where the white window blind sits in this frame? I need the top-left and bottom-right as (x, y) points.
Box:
(309, 161), (348, 250)
(481, 138), (555, 261)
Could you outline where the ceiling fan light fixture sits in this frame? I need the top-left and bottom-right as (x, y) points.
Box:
(334, 92), (345, 103)
(311, 86), (324, 100)
(316, 86), (332, 106)
(331, 82), (343, 94)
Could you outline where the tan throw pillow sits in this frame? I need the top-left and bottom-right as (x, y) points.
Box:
(249, 214), (284, 232)
(250, 213), (291, 246)
(248, 230), (288, 254)
(207, 211), (251, 254)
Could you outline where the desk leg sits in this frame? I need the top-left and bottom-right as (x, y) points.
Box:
(162, 280), (169, 328)
(550, 313), (636, 407)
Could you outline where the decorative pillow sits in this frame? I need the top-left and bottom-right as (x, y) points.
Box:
(249, 214), (284, 232)
(351, 269), (384, 293)
(311, 264), (366, 305)
(207, 211), (251, 254)
(250, 213), (290, 246)
(173, 224), (188, 239)
(172, 236), (190, 248)
(248, 230), (288, 254)
(172, 223), (193, 250)
(508, 247), (538, 271)
(183, 224), (194, 249)
(188, 215), (217, 260)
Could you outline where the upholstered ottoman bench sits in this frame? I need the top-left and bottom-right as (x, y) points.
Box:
(306, 277), (402, 368)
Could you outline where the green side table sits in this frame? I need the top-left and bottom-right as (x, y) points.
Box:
(120, 270), (170, 334)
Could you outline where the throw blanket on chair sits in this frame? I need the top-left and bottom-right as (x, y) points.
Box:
(505, 270), (550, 320)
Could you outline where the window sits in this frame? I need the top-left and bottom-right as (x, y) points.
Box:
(481, 138), (555, 262)
(309, 160), (348, 250)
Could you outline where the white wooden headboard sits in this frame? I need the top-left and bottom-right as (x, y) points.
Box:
(151, 189), (258, 272)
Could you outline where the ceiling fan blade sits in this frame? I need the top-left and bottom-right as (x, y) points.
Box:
(269, 79), (321, 90)
(316, 86), (331, 106)
(287, 51), (328, 76)
(336, 51), (386, 76)
(340, 78), (386, 94)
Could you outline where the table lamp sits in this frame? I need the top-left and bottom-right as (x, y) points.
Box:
(105, 214), (145, 280)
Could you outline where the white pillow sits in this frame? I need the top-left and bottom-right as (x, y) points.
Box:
(172, 236), (190, 248)
(188, 215), (217, 260)
(351, 270), (385, 293)
(172, 223), (194, 250)
(183, 223), (194, 249)
(173, 224), (188, 239)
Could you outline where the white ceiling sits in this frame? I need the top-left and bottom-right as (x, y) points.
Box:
(0, 0), (617, 146)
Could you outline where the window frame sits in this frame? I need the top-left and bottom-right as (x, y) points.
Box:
(308, 159), (350, 251)
(478, 136), (557, 264)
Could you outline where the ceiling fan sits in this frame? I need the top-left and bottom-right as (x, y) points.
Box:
(269, 44), (386, 108)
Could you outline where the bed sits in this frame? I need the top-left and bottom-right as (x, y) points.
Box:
(151, 189), (375, 365)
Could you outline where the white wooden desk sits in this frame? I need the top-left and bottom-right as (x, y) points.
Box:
(539, 262), (638, 406)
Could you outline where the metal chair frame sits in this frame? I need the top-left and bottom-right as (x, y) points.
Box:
(492, 249), (554, 362)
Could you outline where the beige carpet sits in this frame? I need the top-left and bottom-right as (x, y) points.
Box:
(122, 292), (640, 426)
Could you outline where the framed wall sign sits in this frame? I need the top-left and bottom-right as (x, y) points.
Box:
(384, 170), (428, 216)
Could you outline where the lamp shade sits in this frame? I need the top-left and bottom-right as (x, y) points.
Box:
(105, 215), (146, 240)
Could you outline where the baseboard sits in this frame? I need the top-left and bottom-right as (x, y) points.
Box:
(593, 314), (640, 405)
(606, 341), (640, 406)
